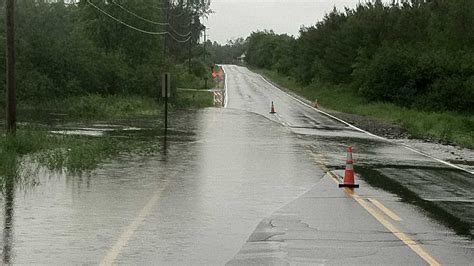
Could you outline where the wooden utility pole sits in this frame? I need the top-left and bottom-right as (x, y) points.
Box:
(5, 0), (16, 135)
(203, 27), (207, 62)
(163, 0), (169, 58)
(188, 34), (192, 73)
(188, 1), (193, 74)
(203, 27), (208, 89)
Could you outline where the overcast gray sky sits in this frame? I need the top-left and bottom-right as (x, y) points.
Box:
(206, 0), (364, 44)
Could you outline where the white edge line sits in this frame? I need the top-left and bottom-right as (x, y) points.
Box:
(255, 71), (474, 175)
(219, 64), (229, 108)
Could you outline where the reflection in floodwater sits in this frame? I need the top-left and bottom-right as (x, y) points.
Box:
(0, 155), (28, 264)
(161, 133), (168, 159)
(2, 169), (15, 264)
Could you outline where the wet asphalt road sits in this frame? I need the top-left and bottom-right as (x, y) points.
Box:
(0, 65), (473, 264)
(222, 65), (473, 264)
(224, 65), (474, 233)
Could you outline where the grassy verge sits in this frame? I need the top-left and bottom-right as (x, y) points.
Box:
(175, 91), (214, 108)
(254, 68), (474, 149)
(20, 94), (161, 120)
(18, 93), (213, 120)
(173, 65), (220, 109)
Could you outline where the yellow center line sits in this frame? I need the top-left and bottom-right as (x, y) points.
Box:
(100, 183), (168, 266)
(327, 170), (341, 183)
(368, 198), (403, 221)
(346, 189), (440, 266)
(309, 151), (440, 265)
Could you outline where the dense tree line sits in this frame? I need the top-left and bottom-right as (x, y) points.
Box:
(208, 37), (246, 64)
(0, 0), (210, 105)
(244, 0), (473, 113)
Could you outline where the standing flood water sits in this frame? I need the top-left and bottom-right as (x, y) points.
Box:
(0, 108), (322, 264)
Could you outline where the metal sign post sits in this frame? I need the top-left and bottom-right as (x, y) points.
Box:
(162, 73), (171, 134)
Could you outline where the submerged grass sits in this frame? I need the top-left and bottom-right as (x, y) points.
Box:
(255, 68), (474, 149)
(36, 135), (130, 172)
(1, 94), (163, 185)
(0, 127), (161, 192)
(0, 129), (118, 172)
(0, 92), (211, 192)
(0, 130), (50, 179)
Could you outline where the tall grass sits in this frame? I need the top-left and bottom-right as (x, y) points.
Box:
(0, 130), (51, 192)
(0, 131), (50, 178)
(175, 91), (214, 108)
(20, 94), (161, 119)
(18, 93), (214, 119)
(256, 68), (474, 149)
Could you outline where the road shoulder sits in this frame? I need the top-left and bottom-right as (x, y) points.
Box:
(227, 173), (473, 265)
(254, 68), (474, 173)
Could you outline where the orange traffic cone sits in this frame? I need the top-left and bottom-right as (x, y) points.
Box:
(339, 146), (359, 188)
(270, 101), (276, 114)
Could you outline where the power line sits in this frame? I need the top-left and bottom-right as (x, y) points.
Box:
(169, 25), (191, 37)
(87, 0), (168, 35)
(87, 0), (192, 43)
(168, 34), (192, 43)
(111, 0), (191, 37)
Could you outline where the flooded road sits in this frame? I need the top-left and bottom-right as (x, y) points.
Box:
(0, 109), (322, 264)
(0, 65), (472, 264)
